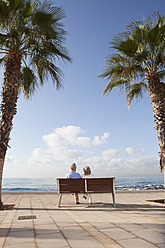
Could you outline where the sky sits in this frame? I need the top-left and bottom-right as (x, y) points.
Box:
(1, 0), (165, 179)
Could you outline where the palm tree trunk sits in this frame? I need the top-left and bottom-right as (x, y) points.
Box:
(0, 158), (5, 209)
(0, 52), (21, 210)
(147, 73), (165, 172)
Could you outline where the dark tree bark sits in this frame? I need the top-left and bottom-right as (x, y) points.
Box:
(147, 73), (165, 172)
(0, 52), (21, 209)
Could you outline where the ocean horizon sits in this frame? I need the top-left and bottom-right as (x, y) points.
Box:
(2, 176), (164, 192)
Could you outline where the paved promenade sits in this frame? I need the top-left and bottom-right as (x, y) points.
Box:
(0, 190), (165, 248)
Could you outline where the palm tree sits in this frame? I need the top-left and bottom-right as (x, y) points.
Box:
(0, 0), (71, 209)
(100, 13), (165, 173)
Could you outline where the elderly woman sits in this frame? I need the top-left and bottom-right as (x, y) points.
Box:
(82, 166), (93, 204)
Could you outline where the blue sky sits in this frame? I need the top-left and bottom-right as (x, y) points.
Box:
(2, 0), (165, 178)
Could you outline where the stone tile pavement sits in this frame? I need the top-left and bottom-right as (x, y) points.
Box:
(0, 190), (165, 248)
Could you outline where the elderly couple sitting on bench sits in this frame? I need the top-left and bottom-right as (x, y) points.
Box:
(66, 163), (93, 204)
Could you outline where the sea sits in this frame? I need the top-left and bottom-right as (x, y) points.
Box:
(2, 176), (164, 192)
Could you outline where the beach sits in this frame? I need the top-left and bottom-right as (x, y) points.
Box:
(0, 190), (165, 248)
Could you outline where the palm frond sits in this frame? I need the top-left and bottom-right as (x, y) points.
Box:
(117, 39), (138, 57)
(148, 22), (161, 47)
(45, 61), (63, 89)
(100, 12), (165, 107)
(158, 70), (165, 79)
(39, 40), (71, 62)
(126, 82), (148, 108)
(0, 1), (9, 18)
(0, 0), (71, 99)
(19, 66), (38, 99)
(31, 55), (63, 89)
(103, 79), (129, 96)
(38, 0), (65, 21)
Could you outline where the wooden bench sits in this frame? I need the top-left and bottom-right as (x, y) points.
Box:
(57, 177), (116, 207)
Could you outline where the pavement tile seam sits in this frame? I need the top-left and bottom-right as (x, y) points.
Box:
(91, 210), (146, 228)
(65, 211), (124, 248)
(130, 230), (164, 246)
(107, 214), (165, 246)
(60, 210), (111, 247)
(37, 194), (72, 248)
(110, 211), (164, 232)
(77, 209), (149, 239)
(130, 229), (165, 245)
(157, 245), (165, 248)
(2, 194), (16, 205)
(65, 207), (163, 247)
(3, 242), (37, 248)
(0, 211), (8, 225)
(31, 194), (44, 248)
(118, 237), (159, 248)
(1, 191), (164, 248)
(80, 222), (124, 247)
(128, 219), (165, 236)
(1, 194), (24, 248)
(6, 194), (22, 210)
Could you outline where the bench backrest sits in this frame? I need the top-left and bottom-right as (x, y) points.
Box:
(86, 178), (114, 192)
(57, 178), (115, 194)
(57, 178), (85, 194)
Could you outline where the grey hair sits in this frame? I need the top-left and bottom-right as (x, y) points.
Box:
(83, 166), (91, 175)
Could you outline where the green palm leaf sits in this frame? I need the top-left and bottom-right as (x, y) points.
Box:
(100, 12), (165, 105)
(126, 82), (148, 108)
(20, 66), (38, 98)
(100, 12), (165, 172)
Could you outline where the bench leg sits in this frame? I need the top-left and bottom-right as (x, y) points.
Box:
(112, 192), (116, 207)
(88, 194), (92, 204)
(57, 193), (62, 207)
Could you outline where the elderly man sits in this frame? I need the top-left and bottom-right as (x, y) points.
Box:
(66, 163), (81, 204)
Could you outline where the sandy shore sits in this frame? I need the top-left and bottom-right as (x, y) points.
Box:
(0, 190), (165, 248)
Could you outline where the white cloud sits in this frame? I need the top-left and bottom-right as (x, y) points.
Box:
(27, 148), (53, 166)
(102, 148), (120, 160)
(15, 125), (161, 178)
(92, 132), (110, 145)
(43, 126), (91, 148)
(125, 147), (137, 155)
(81, 155), (160, 177)
(43, 126), (110, 149)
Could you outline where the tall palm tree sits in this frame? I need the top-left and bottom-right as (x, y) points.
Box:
(100, 13), (165, 173)
(0, 0), (71, 209)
